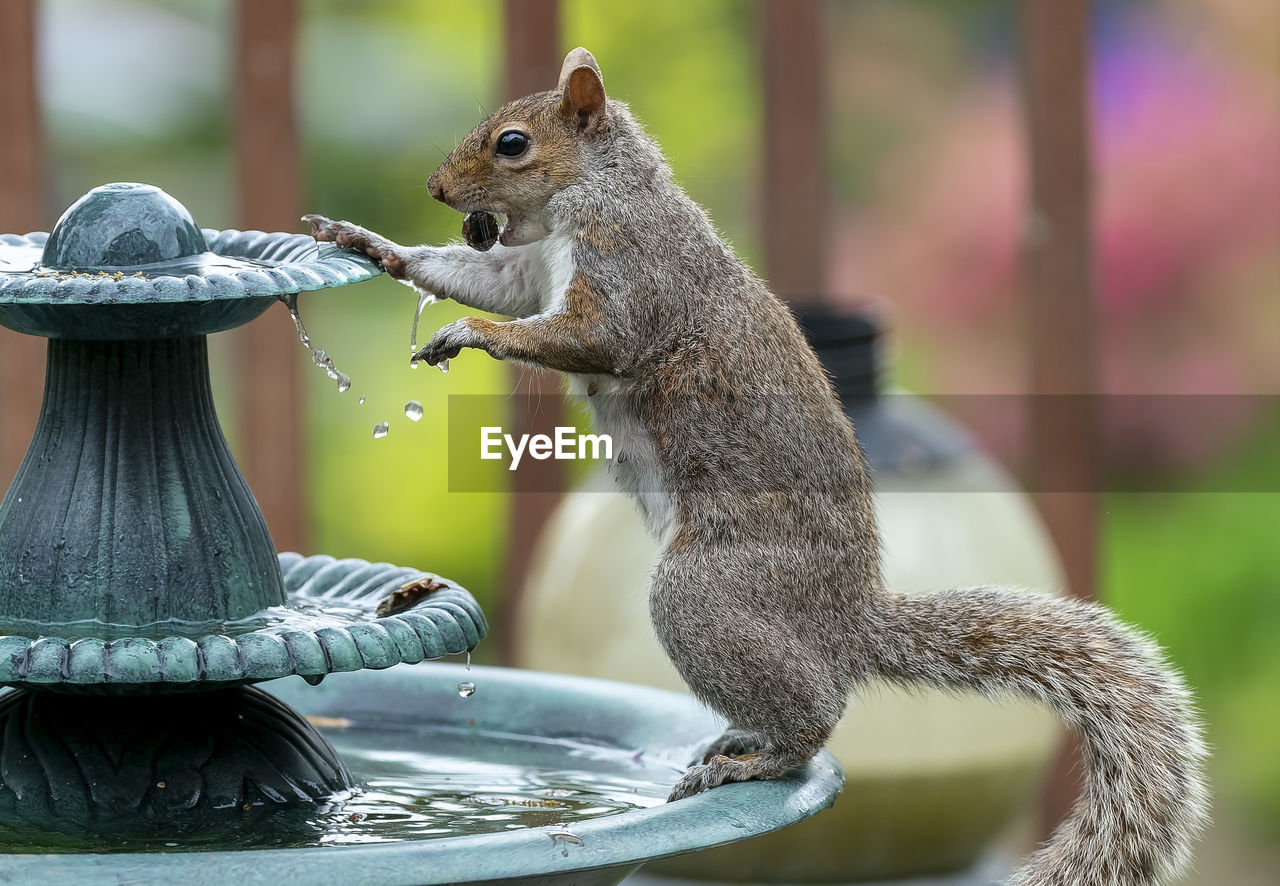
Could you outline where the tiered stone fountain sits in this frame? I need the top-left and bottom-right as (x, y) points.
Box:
(0, 184), (841, 885)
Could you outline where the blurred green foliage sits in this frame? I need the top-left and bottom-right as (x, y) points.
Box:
(1105, 415), (1280, 833)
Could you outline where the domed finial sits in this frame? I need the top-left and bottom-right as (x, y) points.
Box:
(41, 182), (208, 270)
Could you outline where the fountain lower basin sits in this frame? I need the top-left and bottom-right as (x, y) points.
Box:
(0, 664), (844, 886)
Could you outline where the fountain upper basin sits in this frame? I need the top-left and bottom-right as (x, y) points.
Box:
(0, 182), (382, 339)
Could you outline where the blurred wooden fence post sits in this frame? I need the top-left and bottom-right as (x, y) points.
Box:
(498, 0), (563, 661)
(231, 0), (306, 554)
(0, 0), (48, 491)
(761, 0), (828, 307)
(1019, 0), (1100, 834)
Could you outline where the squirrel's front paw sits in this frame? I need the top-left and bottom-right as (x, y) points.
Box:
(414, 318), (483, 368)
(302, 214), (406, 278)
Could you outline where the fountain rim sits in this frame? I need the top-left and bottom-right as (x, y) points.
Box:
(0, 664), (845, 884)
(0, 228), (382, 306)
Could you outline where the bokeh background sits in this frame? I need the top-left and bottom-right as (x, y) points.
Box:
(1, 0), (1276, 882)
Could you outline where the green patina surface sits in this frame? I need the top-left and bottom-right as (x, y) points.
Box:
(41, 182), (209, 270)
(0, 554), (486, 692)
(0, 184), (389, 649)
(0, 185), (495, 840)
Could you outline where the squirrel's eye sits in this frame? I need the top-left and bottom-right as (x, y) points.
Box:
(495, 131), (530, 158)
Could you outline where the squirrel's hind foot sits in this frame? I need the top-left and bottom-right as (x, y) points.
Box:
(668, 755), (753, 801)
(667, 750), (801, 802)
(697, 728), (766, 764)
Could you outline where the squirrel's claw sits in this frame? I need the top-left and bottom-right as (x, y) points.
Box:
(698, 728), (764, 764)
(304, 215), (407, 278)
(667, 755), (750, 802)
(668, 749), (801, 802)
(302, 213), (338, 241)
(415, 319), (478, 367)
(304, 214), (365, 248)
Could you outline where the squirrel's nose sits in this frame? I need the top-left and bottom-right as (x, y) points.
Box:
(428, 178), (447, 204)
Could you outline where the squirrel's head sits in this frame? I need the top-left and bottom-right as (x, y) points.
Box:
(426, 47), (607, 246)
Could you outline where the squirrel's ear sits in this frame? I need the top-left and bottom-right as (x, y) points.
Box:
(558, 47), (601, 89)
(558, 48), (606, 130)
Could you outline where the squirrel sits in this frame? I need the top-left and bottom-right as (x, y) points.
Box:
(306, 47), (1208, 886)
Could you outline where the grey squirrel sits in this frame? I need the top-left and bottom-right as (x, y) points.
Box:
(306, 48), (1208, 886)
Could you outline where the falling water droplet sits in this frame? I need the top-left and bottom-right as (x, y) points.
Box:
(283, 293), (310, 347)
(409, 289), (436, 354)
(404, 400), (423, 422)
(282, 294), (354, 394)
(465, 651), (471, 671)
(372, 422), (390, 439)
(358, 396), (367, 405)
(457, 681), (476, 698)
(438, 358), (450, 374)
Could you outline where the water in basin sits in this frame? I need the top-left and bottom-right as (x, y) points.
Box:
(0, 715), (677, 853)
(0, 597), (383, 641)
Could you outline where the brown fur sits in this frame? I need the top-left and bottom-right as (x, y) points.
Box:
(307, 49), (1208, 886)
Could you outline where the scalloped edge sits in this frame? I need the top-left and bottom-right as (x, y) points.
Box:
(0, 553), (486, 690)
(0, 229), (381, 305)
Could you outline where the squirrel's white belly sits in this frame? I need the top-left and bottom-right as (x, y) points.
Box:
(570, 374), (675, 539)
(530, 227), (576, 314)
(531, 223), (675, 535)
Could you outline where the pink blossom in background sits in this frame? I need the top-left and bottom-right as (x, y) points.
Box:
(829, 2), (1279, 471)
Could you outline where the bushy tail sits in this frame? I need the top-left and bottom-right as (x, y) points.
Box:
(863, 588), (1208, 886)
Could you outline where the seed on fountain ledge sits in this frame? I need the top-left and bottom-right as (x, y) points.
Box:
(377, 576), (446, 617)
(462, 211), (500, 252)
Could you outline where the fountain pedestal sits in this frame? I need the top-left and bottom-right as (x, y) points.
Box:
(0, 336), (284, 627)
(0, 686), (351, 831)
